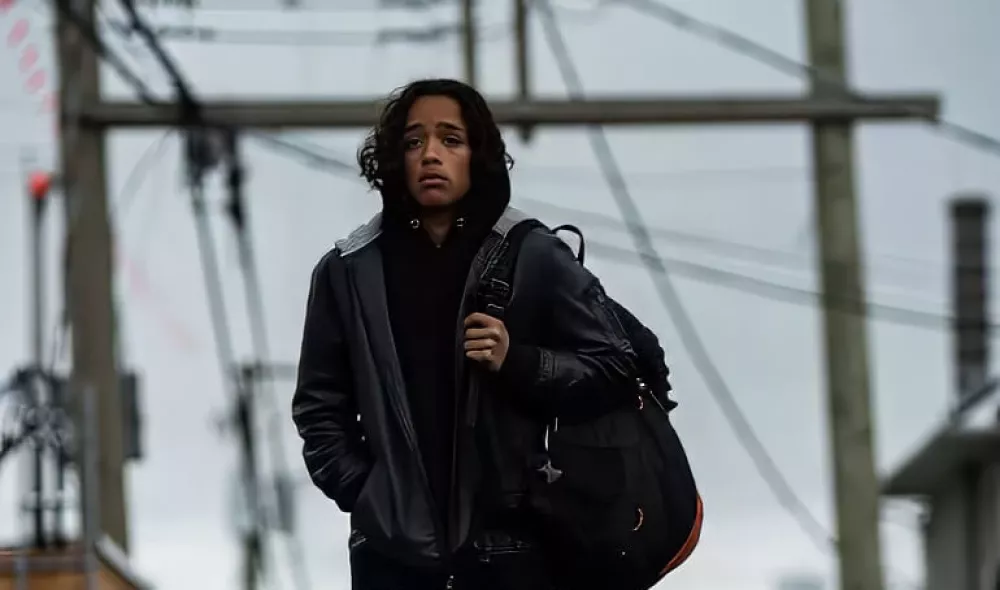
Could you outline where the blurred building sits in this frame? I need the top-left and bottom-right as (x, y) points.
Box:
(883, 198), (1000, 590)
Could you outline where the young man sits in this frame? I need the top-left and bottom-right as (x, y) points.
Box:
(292, 78), (637, 590)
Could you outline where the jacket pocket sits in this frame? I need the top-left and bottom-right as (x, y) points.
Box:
(349, 463), (382, 542)
(348, 528), (369, 552)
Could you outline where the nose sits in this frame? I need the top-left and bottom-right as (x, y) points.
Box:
(421, 137), (443, 165)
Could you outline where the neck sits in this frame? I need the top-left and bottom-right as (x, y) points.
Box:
(421, 209), (454, 246)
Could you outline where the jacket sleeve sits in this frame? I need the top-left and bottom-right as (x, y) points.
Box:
(499, 233), (638, 417)
(291, 251), (372, 512)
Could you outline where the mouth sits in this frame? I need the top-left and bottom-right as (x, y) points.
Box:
(419, 172), (447, 185)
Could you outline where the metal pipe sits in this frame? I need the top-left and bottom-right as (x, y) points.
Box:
(951, 196), (991, 407)
(80, 95), (943, 129)
(25, 150), (48, 550)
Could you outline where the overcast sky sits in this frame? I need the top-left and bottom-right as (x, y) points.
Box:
(1, 1), (999, 589)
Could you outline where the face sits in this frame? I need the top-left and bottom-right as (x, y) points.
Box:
(403, 95), (472, 210)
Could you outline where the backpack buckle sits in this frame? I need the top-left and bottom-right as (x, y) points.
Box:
(479, 278), (511, 320)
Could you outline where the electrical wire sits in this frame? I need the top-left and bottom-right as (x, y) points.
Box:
(186, 168), (274, 584)
(535, 0), (837, 554)
(222, 133), (312, 590)
(520, 196), (854, 272)
(94, 0), (605, 47)
(34, 87), (171, 431)
(251, 134), (359, 176)
(104, 20), (511, 47)
(118, 0), (200, 115)
(584, 238), (978, 331)
(49, 0), (162, 104)
(114, 130), (174, 218)
(523, 196), (995, 286)
(613, 0), (1000, 159)
(244, 133), (965, 333)
(48, 0), (169, 370)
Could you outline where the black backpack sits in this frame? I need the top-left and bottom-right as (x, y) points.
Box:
(477, 219), (703, 590)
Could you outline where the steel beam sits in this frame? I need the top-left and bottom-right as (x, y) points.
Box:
(81, 94), (941, 129)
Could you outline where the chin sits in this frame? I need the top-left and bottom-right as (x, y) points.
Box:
(413, 190), (465, 210)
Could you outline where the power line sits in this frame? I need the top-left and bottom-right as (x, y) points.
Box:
(106, 20), (511, 46)
(49, 0), (162, 104)
(45, 130), (176, 415)
(515, 162), (807, 185)
(222, 131), (313, 590)
(522, 196), (999, 281)
(535, 0), (836, 555)
(113, 0), (455, 14)
(118, 0), (199, 112)
(95, 0), (605, 47)
(243, 130), (963, 331)
(114, 130), (174, 218)
(520, 196), (863, 272)
(250, 134), (359, 176)
(613, 0), (1000, 159)
(584, 239), (968, 331)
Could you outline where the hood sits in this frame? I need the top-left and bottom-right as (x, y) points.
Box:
(380, 162), (512, 236)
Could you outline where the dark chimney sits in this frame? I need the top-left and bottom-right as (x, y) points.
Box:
(951, 196), (990, 404)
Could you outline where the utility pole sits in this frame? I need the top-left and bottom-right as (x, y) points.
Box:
(237, 366), (263, 590)
(513, 0), (532, 141)
(223, 132), (265, 590)
(55, 0), (129, 553)
(25, 154), (48, 551)
(461, 0), (477, 87)
(805, 1), (885, 589)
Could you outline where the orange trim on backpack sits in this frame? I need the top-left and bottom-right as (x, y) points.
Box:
(660, 494), (704, 575)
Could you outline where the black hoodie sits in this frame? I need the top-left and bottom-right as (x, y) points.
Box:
(378, 170), (511, 525)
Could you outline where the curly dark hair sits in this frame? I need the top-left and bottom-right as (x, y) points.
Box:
(357, 79), (513, 209)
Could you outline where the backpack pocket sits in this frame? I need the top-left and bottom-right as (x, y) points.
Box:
(527, 404), (643, 559)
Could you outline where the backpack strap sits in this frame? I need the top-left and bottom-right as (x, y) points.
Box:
(552, 223), (586, 265)
(475, 219), (570, 483)
(466, 219), (546, 428)
(477, 219), (546, 319)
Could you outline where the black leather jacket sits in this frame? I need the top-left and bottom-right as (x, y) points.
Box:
(291, 206), (638, 568)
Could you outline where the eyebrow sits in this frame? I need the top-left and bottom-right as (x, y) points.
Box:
(404, 121), (466, 134)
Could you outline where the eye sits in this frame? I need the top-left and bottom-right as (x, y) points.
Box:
(403, 136), (422, 150)
(443, 135), (464, 147)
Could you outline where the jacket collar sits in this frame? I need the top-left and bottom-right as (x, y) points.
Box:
(336, 205), (531, 258)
